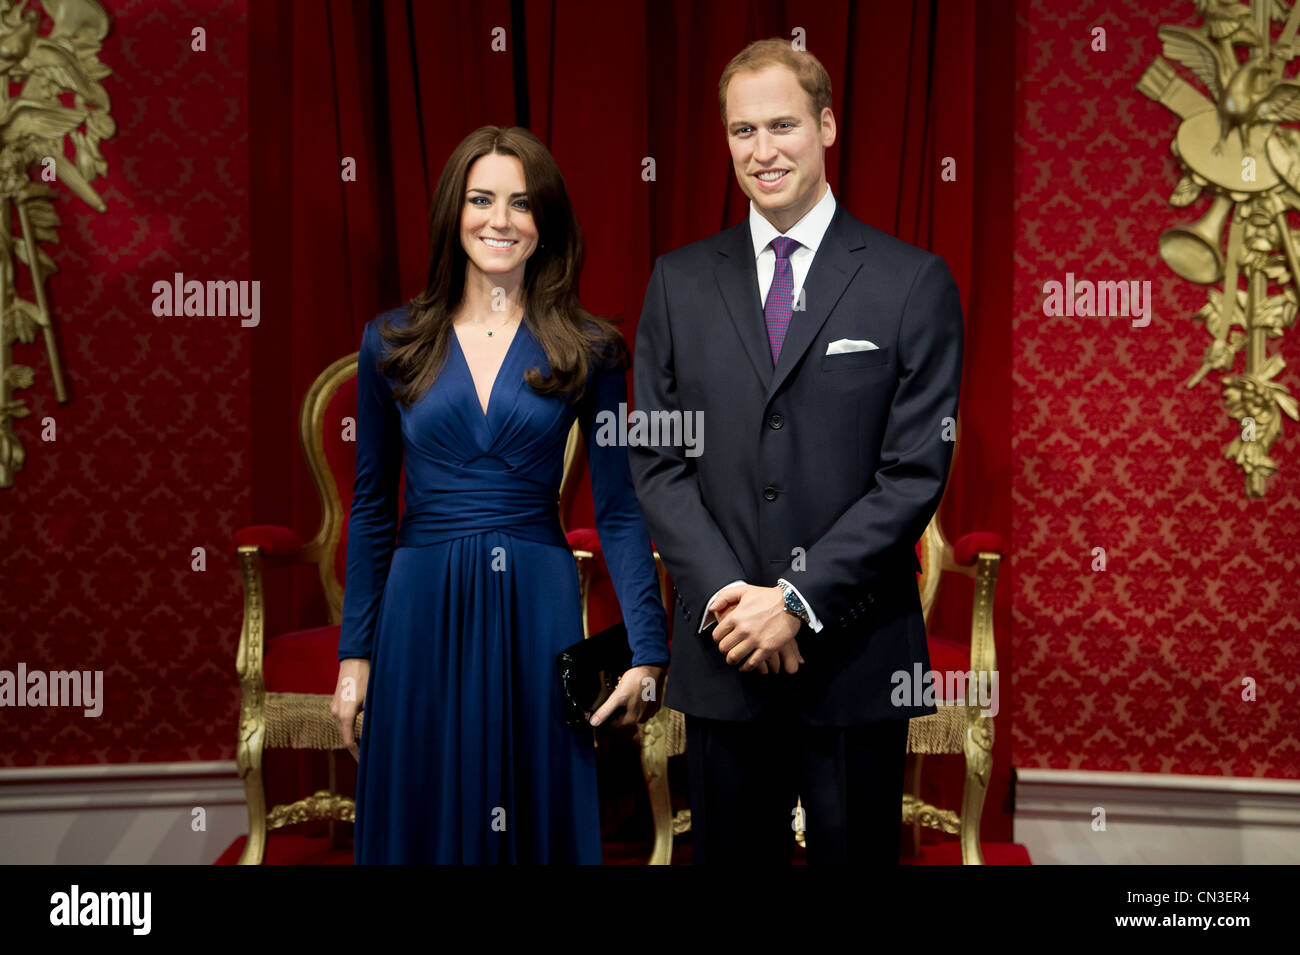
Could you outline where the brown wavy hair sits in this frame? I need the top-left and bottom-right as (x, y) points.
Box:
(377, 125), (627, 407)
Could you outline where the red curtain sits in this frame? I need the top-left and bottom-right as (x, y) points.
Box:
(249, 0), (1015, 843)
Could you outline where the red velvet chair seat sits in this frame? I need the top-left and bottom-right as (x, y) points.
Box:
(262, 624), (343, 695)
(923, 635), (980, 704)
(925, 635), (971, 675)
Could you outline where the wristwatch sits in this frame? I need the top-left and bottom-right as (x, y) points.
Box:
(777, 580), (811, 626)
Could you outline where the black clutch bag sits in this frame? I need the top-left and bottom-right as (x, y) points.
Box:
(557, 623), (632, 729)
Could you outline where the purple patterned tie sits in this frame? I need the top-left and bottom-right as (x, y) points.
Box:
(764, 236), (801, 363)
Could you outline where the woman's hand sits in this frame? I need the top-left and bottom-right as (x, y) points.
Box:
(331, 658), (370, 761)
(589, 664), (666, 729)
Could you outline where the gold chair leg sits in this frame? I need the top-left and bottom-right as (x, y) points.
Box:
(235, 546), (268, 865)
(328, 750), (351, 850)
(959, 553), (999, 865)
(639, 708), (674, 865)
(236, 714), (267, 865)
(959, 715), (993, 865)
(908, 753), (924, 857)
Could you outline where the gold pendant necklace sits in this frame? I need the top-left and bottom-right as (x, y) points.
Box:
(474, 311), (518, 338)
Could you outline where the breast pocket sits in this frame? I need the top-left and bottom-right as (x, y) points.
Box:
(821, 347), (891, 371)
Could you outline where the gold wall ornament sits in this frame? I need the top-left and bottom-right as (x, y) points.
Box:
(1139, 0), (1300, 497)
(0, 0), (114, 489)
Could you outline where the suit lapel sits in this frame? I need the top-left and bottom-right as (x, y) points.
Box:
(712, 207), (869, 404)
(765, 206), (866, 404)
(713, 223), (772, 391)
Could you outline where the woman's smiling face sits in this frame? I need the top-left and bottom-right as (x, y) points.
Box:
(461, 152), (540, 281)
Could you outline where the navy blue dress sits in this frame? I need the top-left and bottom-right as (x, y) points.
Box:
(337, 306), (668, 864)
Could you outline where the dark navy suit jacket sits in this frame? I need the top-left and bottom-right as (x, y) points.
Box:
(629, 203), (964, 725)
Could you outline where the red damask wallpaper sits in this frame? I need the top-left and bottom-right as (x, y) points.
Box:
(1012, 0), (1300, 777)
(0, 0), (249, 764)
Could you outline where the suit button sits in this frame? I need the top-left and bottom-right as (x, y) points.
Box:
(768, 413), (783, 429)
(763, 486), (778, 501)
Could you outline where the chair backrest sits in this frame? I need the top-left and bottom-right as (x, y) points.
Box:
(298, 353), (358, 624)
(917, 510), (951, 625)
(558, 419), (584, 534)
(299, 350), (409, 624)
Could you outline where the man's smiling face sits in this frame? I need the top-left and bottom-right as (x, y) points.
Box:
(724, 64), (835, 234)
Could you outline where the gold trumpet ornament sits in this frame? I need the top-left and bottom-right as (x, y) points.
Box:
(1139, 0), (1300, 498)
(0, 0), (114, 489)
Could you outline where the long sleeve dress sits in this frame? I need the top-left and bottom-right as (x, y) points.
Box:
(336, 305), (669, 864)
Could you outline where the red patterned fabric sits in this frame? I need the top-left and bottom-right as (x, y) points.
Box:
(0, 2), (251, 767)
(1014, 0), (1300, 777)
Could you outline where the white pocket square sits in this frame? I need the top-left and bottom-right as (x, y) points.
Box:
(825, 338), (878, 355)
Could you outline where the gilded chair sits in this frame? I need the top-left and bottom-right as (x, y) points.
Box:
(560, 422), (672, 655)
(232, 350), (370, 865)
(902, 502), (1002, 864)
(559, 424), (677, 865)
(634, 421), (1004, 864)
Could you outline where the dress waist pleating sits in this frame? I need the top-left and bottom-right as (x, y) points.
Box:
(395, 484), (567, 549)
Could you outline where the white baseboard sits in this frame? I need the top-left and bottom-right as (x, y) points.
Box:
(14, 761), (1293, 866)
(1013, 768), (1300, 864)
(0, 761), (249, 864)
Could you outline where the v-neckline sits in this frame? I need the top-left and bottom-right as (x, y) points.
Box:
(452, 318), (526, 421)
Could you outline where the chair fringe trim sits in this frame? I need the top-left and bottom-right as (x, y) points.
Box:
(906, 707), (970, 754)
(259, 693), (967, 755)
(664, 708), (687, 757)
(263, 692), (364, 750)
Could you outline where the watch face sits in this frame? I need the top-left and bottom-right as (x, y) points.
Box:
(784, 588), (803, 617)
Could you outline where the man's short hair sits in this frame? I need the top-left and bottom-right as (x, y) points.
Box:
(717, 38), (833, 126)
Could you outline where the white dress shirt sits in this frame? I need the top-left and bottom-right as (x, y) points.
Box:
(750, 181), (838, 311)
(698, 184), (837, 636)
